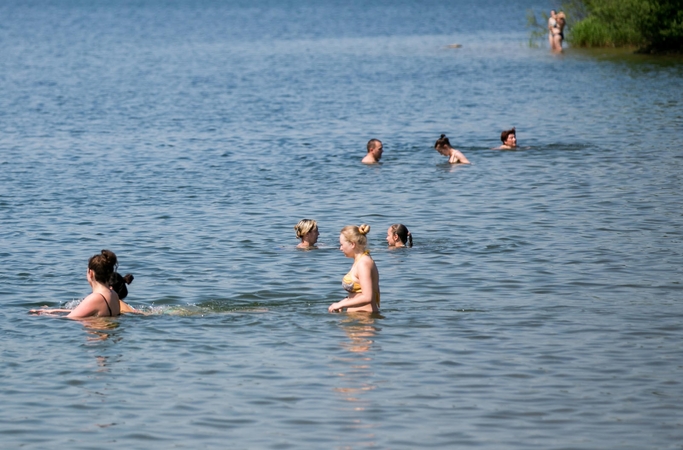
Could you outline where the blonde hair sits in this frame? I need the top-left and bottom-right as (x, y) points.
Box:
(294, 219), (317, 240)
(341, 224), (370, 248)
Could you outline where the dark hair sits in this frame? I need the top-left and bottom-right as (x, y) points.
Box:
(88, 249), (118, 285)
(390, 223), (413, 247)
(367, 139), (382, 152)
(111, 272), (134, 300)
(435, 134), (452, 149)
(500, 127), (516, 143)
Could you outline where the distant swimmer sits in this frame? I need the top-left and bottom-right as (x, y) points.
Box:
(552, 12), (566, 52)
(362, 139), (383, 164)
(386, 223), (412, 248)
(329, 224), (380, 313)
(548, 10), (557, 49)
(30, 250), (122, 318)
(294, 218), (319, 249)
(434, 134), (470, 164)
(495, 127), (518, 150)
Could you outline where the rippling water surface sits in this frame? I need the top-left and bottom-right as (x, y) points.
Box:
(1, 1), (682, 448)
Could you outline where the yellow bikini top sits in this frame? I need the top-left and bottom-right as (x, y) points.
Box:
(342, 251), (369, 293)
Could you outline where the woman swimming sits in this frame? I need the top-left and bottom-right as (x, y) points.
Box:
(386, 223), (412, 248)
(329, 224), (380, 313)
(434, 134), (470, 164)
(294, 219), (319, 249)
(30, 250), (136, 317)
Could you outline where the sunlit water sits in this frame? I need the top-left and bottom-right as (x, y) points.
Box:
(1, 1), (682, 448)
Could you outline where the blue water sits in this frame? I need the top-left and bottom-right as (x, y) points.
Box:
(1, 1), (682, 448)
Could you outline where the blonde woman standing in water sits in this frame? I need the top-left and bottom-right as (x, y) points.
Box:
(294, 219), (319, 248)
(329, 224), (380, 313)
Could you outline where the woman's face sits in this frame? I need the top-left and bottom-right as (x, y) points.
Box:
(339, 234), (355, 257)
(386, 227), (399, 246)
(304, 227), (319, 245)
(504, 133), (517, 147)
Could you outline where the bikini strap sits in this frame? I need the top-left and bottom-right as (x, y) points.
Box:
(99, 293), (113, 317)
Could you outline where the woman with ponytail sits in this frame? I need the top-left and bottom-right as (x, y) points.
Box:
(386, 224), (413, 248)
(329, 224), (380, 313)
(434, 134), (470, 164)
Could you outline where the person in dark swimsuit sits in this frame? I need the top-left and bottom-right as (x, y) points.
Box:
(30, 250), (122, 318)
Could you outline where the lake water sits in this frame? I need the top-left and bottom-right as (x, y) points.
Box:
(1, 0), (682, 448)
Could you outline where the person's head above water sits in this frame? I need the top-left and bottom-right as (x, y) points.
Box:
(340, 224), (370, 253)
(88, 250), (118, 285)
(294, 219), (319, 248)
(362, 139), (383, 164)
(111, 272), (134, 300)
(387, 224), (412, 248)
(500, 127), (517, 148)
(434, 134), (452, 151)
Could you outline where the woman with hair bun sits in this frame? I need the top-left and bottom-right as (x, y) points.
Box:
(30, 250), (122, 318)
(434, 134), (470, 164)
(387, 223), (412, 248)
(329, 224), (380, 313)
(294, 219), (319, 249)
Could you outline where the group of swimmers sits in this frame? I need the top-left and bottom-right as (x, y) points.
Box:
(295, 220), (412, 314)
(29, 220), (412, 318)
(30, 131), (521, 319)
(361, 130), (518, 164)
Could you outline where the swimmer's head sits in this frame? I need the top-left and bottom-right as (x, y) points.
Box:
(435, 134), (452, 150)
(111, 273), (134, 300)
(500, 127), (517, 147)
(388, 224), (412, 247)
(366, 139), (383, 160)
(294, 219), (319, 247)
(294, 219), (318, 240)
(341, 224), (370, 249)
(556, 12), (566, 23)
(88, 249), (118, 285)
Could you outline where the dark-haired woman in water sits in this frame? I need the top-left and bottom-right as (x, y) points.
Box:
(329, 224), (380, 314)
(434, 134), (470, 164)
(386, 224), (412, 248)
(31, 250), (124, 318)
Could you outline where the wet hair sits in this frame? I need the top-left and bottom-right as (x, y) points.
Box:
(434, 134), (452, 149)
(500, 127), (516, 143)
(88, 249), (118, 285)
(341, 224), (371, 248)
(390, 223), (413, 247)
(367, 139), (382, 153)
(111, 272), (134, 300)
(294, 219), (318, 240)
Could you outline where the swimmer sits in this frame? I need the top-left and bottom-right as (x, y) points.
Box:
(30, 250), (121, 318)
(552, 12), (566, 52)
(329, 224), (380, 314)
(495, 127), (517, 149)
(111, 272), (139, 313)
(362, 139), (383, 164)
(548, 10), (557, 49)
(434, 134), (470, 164)
(294, 219), (319, 249)
(386, 223), (413, 248)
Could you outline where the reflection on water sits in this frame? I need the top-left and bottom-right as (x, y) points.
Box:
(333, 314), (382, 444)
(80, 317), (120, 342)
